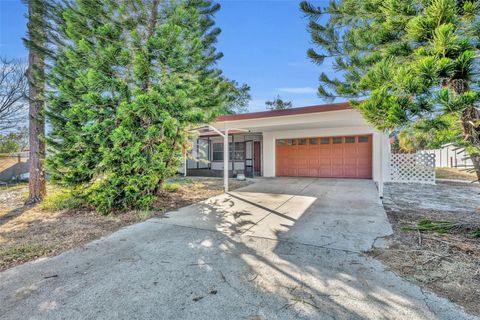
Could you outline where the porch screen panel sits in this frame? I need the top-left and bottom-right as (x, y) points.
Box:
(197, 139), (209, 169)
(187, 140), (198, 169)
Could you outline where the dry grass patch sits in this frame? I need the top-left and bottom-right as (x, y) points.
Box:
(0, 177), (250, 271)
(436, 167), (477, 181)
(372, 182), (480, 316)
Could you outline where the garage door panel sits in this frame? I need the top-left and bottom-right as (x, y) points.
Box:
(331, 167), (344, 176)
(286, 168), (297, 176)
(344, 158), (357, 165)
(295, 158), (308, 165)
(319, 167), (332, 176)
(331, 158), (343, 165)
(357, 159), (370, 166)
(343, 149), (358, 158)
(298, 168), (310, 176)
(357, 168), (371, 177)
(319, 158), (332, 165)
(344, 167), (357, 176)
(276, 135), (372, 179)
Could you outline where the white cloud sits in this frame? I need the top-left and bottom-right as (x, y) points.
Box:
(278, 87), (318, 94)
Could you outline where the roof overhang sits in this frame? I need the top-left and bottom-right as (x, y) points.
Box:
(217, 102), (350, 122)
(212, 102), (370, 133)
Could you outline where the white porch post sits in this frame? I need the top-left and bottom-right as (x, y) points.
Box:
(223, 129), (229, 193)
(202, 125), (247, 193)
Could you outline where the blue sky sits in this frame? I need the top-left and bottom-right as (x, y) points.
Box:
(0, 0), (335, 112)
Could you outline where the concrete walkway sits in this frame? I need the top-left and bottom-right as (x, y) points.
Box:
(0, 178), (477, 320)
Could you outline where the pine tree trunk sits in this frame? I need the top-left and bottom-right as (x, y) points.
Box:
(450, 79), (480, 181)
(460, 106), (480, 182)
(25, 0), (46, 205)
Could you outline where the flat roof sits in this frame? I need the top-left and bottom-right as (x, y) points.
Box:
(217, 102), (351, 122)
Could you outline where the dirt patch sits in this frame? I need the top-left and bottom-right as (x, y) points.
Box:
(371, 181), (480, 316)
(0, 177), (251, 272)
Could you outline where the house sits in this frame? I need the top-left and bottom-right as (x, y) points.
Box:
(0, 151), (30, 183)
(185, 102), (391, 195)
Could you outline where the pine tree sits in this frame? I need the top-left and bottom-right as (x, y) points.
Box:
(265, 95), (293, 110)
(223, 81), (251, 114)
(47, 0), (232, 213)
(301, 0), (480, 180)
(47, 0), (129, 187)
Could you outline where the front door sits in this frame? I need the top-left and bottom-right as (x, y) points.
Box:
(254, 141), (261, 173)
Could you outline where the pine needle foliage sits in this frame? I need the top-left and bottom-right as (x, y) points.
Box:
(301, 0), (480, 180)
(46, 0), (232, 213)
(265, 95), (293, 110)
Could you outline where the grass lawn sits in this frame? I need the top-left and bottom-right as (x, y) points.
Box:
(436, 167), (477, 181)
(0, 177), (250, 271)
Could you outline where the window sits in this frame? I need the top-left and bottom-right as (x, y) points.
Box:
(359, 136), (369, 143)
(230, 142), (245, 161)
(321, 137), (330, 144)
(212, 142), (245, 161)
(309, 138), (318, 145)
(333, 137), (343, 144)
(298, 138), (307, 145)
(345, 136), (355, 143)
(212, 143), (223, 161)
(277, 139), (286, 145)
(287, 139), (297, 145)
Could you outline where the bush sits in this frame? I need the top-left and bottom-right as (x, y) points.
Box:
(39, 187), (83, 211)
(163, 182), (181, 192)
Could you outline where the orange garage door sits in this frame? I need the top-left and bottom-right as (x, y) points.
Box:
(276, 135), (372, 179)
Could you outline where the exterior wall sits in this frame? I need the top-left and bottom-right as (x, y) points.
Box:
(262, 127), (390, 183)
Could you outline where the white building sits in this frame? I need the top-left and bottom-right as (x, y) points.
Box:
(186, 102), (391, 188)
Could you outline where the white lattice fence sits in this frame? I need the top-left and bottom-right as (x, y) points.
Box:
(390, 153), (436, 184)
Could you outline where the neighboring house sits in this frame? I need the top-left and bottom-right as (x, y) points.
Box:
(426, 143), (473, 168)
(0, 152), (30, 183)
(185, 102), (391, 189)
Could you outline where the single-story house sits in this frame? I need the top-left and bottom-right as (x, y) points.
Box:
(185, 102), (391, 195)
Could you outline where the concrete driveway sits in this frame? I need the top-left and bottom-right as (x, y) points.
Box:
(0, 178), (477, 320)
(163, 177), (392, 252)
